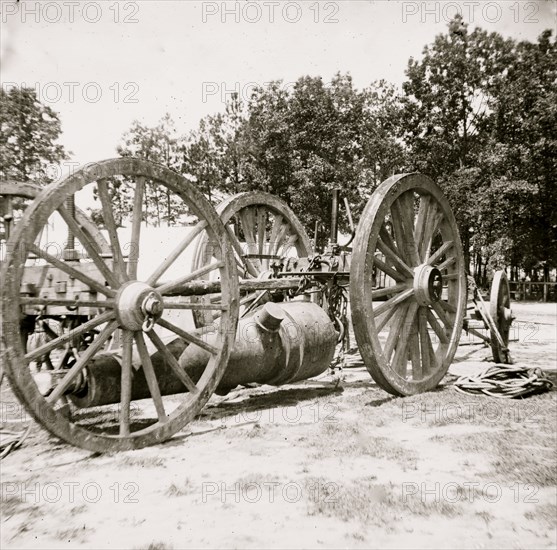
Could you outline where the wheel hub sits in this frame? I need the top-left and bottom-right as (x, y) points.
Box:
(116, 281), (164, 331)
(414, 264), (443, 306)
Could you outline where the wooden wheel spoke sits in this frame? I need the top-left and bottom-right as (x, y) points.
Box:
(157, 261), (224, 295)
(418, 307), (435, 375)
(392, 192), (420, 266)
(239, 209), (260, 269)
(46, 320), (118, 404)
(373, 287), (414, 318)
(438, 300), (457, 314)
(377, 238), (414, 278)
(240, 292), (259, 306)
(240, 290), (268, 318)
(383, 303), (409, 361)
(414, 195), (430, 252)
(271, 222), (289, 255)
(127, 176), (145, 280)
(20, 298), (114, 308)
(389, 208), (409, 265)
(432, 301), (454, 331)
(437, 256), (456, 272)
(373, 256), (407, 283)
(256, 207), (267, 257)
(380, 225), (401, 259)
(282, 232), (299, 262)
(371, 282), (410, 300)
(424, 211), (444, 261)
(418, 202), (438, 259)
(157, 318), (219, 355)
(57, 205), (119, 288)
(268, 213), (283, 249)
(28, 243), (115, 298)
(147, 219), (208, 286)
(162, 301), (228, 311)
(97, 179), (127, 283)
(226, 225), (259, 278)
(25, 312), (115, 363)
(376, 304), (398, 332)
(426, 308), (449, 344)
(119, 330), (133, 436)
(135, 332), (167, 423)
(147, 330), (199, 394)
(409, 326), (422, 380)
(427, 241), (453, 267)
(391, 302), (419, 376)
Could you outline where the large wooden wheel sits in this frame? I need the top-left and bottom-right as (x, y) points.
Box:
(490, 270), (512, 363)
(1, 158), (239, 452)
(190, 191), (312, 327)
(350, 173), (467, 396)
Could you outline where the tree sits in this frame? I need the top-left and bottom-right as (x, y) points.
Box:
(110, 114), (188, 226)
(236, 74), (405, 245)
(0, 86), (68, 183)
(488, 30), (557, 279)
(401, 15), (517, 273)
(182, 94), (247, 202)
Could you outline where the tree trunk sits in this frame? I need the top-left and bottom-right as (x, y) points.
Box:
(462, 228), (470, 275)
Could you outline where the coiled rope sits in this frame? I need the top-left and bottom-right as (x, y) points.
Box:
(0, 425), (32, 459)
(453, 365), (553, 399)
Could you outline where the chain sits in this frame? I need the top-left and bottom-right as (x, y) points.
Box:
(142, 314), (156, 333)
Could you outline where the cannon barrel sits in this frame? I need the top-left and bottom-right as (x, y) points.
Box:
(180, 301), (338, 394)
(69, 301), (338, 408)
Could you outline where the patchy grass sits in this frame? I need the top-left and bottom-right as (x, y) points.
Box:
(0, 490), (24, 516)
(475, 510), (495, 525)
(55, 526), (91, 542)
(117, 456), (166, 469)
(135, 543), (173, 550)
(443, 428), (556, 486)
(308, 421), (418, 470)
(164, 479), (195, 497)
(525, 503), (557, 529)
(304, 477), (460, 529)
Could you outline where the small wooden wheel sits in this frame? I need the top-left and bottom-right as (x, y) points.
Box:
(1, 158), (239, 452)
(190, 191), (312, 327)
(350, 173), (467, 396)
(490, 270), (512, 363)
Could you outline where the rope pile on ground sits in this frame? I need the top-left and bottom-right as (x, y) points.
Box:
(0, 425), (32, 459)
(453, 365), (553, 398)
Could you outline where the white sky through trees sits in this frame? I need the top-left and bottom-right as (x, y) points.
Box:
(1, 0), (555, 167)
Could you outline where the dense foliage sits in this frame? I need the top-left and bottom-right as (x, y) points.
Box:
(111, 18), (555, 279)
(2, 17), (554, 281)
(0, 87), (68, 183)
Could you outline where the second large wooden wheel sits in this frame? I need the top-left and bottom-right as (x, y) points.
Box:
(1, 158), (239, 452)
(350, 173), (467, 396)
(190, 191), (312, 327)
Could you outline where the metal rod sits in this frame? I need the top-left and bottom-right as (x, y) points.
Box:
(330, 189), (339, 243)
(343, 197), (354, 232)
(65, 195), (76, 251)
(163, 277), (303, 297)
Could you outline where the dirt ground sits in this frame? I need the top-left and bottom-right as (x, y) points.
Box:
(1, 301), (556, 550)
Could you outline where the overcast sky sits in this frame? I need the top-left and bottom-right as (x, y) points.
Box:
(1, 0), (555, 168)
